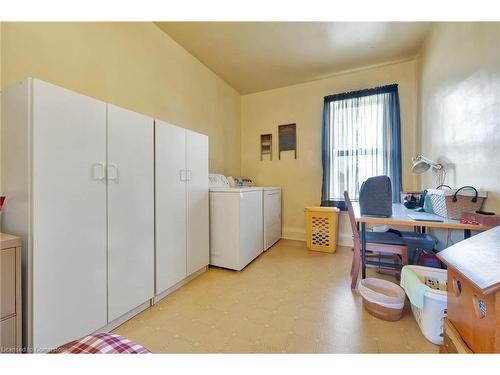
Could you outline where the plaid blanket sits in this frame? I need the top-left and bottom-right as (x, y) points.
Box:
(51, 333), (150, 354)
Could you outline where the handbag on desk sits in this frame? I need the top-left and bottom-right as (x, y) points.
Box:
(427, 185), (487, 220)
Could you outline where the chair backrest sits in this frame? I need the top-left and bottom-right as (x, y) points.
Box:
(344, 191), (359, 240)
(358, 175), (393, 217)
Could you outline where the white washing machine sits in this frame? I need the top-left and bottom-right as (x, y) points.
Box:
(227, 177), (282, 251)
(209, 174), (264, 271)
(263, 187), (282, 250)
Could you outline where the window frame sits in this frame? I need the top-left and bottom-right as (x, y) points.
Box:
(321, 84), (402, 209)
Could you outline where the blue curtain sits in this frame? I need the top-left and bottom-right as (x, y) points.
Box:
(321, 84), (402, 206)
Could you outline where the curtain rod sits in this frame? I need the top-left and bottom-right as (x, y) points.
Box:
(324, 83), (398, 102)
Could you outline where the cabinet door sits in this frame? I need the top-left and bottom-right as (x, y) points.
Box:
(186, 130), (209, 275)
(107, 105), (154, 321)
(155, 121), (187, 294)
(264, 191), (282, 249)
(32, 79), (107, 350)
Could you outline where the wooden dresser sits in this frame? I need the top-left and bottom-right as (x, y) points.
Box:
(438, 226), (500, 353)
(0, 233), (22, 353)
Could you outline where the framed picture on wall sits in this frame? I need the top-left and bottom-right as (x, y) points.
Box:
(278, 123), (296, 160)
(260, 134), (272, 160)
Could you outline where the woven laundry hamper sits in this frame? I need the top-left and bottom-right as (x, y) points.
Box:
(358, 278), (406, 321)
(304, 206), (339, 253)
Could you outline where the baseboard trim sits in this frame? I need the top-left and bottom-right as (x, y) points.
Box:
(282, 228), (353, 247)
(94, 266), (208, 334)
(97, 300), (152, 334)
(153, 266), (208, 304)
(338, 233), (354, 247)
(282, 229), (306, 242)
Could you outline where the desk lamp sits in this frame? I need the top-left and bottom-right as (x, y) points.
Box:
(412, 154), (446, 186)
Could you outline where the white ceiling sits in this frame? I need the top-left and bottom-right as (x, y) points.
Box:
(156, 22), (432, 94)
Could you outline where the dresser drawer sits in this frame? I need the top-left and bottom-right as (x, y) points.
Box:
(1, 248), (16, 319)
(0, 316), (17, 353)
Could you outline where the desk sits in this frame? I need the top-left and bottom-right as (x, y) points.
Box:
(352, 203), (493, 279)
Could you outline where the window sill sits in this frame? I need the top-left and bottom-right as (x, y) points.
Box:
(321, 200), (348, 211)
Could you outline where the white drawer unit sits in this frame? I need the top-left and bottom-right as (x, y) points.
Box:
(1, 248), (16, 318)
(263, 187), (282, 250)
(0, 233), (22, 353)
(0, 316), (17, 352)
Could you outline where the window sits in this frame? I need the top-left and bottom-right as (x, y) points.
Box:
(321, 84), (402, 206)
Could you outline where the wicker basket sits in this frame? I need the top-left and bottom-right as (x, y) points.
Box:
(427, 186), (487, 220)
(358, 278), (405, 321)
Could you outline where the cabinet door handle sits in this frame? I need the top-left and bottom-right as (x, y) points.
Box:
(92, 163), (106, 181)
(108, 163), (119, 181)
(179, 170), (192, 181)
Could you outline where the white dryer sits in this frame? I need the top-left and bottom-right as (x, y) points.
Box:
(209, 174), (264, 270)
(263, 187), (282, 250)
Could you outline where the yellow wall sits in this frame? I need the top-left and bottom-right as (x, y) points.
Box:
(3, 22), (497, 246)
(418, 23), (500, 212)
(241, 60), (419, 243)
(0, 22), (241, 176)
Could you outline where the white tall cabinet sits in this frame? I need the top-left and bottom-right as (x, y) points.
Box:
(155, 121), (209, 296)
(1, 78), (155, 351)
(155, 121), (187, 293)
(2, 79), (108, 350)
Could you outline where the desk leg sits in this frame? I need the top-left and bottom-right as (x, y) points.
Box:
(361, 222), (367, 279)
(414, 226), (426, 234)
(464, 229), (471, 239)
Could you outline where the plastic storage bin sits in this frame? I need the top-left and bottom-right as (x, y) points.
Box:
(403, 265), (448, 345)
(358, 278), (406, 321)
(304, 206), (339, 253)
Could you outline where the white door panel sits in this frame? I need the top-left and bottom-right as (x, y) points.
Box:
(240, 191), (264, 267)
(32, 79), (107, 350)
(264, 191), (282, 250)
(107, 105), (154, 322)
(186, 130), (209, 275)
(155, 121), (187, 293)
